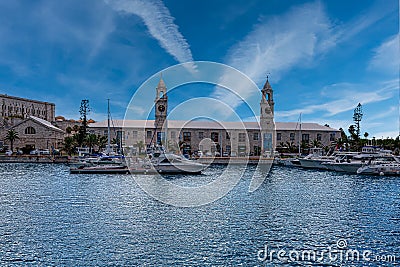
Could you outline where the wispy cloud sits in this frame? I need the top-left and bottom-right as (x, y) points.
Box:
(368, 34), (400, 76)
(224, 1), (334, 83)
(333, 1), (396, 44)
(209, 1), (335, 114)
(276, 79), (399, 119)
(105, 0), (193, 64)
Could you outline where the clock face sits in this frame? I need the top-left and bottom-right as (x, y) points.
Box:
(158, 105), (166, 112)
(265, 107), (270, 114)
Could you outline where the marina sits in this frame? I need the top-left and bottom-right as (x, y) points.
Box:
(0, 162), (398, 266)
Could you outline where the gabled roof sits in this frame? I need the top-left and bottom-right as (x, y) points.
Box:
(89, 119), (340, 132)
(12, 116), (64, 133)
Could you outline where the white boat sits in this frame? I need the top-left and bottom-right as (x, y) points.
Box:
(147, 146), (204, 174)
(298, 148), (336, 170)
(275, 157), (301, 167)
(357, 156), (400, 176)
(322, 153), (366, 173)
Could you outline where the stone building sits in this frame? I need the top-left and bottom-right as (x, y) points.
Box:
(5, 116), (64, 151)
(0, 94), (55, 127)
(89, 77), (340, 156)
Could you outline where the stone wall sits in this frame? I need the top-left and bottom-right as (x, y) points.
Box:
(0, 94), (55, 124)
(6, 119), (64, 150)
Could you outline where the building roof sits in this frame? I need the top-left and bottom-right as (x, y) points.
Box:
(12, 116), (64, 133)
(89, 119), (339, 132)
(0, 94), (55, 105)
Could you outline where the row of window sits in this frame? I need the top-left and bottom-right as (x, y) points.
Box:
(276, 132), (336, 142)
(95, 130), (336, 143)
(2, 105), (47, 116)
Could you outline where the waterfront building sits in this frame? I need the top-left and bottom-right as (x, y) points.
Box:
(0, 94), (55, 126)
(0, 94), (61, 151)
(4, 116), (64, 151)
(89, 78), (340, 156)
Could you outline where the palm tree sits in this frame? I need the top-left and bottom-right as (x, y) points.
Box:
(85, 134), (98, 153)
(5, 129), (19, 152)
(311, 139), (322, 148)
(61, 136), (76, 156)
(97, 135), (108, 150)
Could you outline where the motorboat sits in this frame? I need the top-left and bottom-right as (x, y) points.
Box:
(357, 156), (400, 176)
(70, 164), (130, 174)
(298, 148), (336, 170)
(322, 153), (367, 173)
(70, 154), (126, 168)
(275, 157), (301, 167)
(147, 146), (204, 174)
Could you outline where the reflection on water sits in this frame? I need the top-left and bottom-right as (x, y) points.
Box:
(0, 163), (398, 266)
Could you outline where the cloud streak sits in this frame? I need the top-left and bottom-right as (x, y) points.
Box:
(224, 1), (334, 83)
(276, 79), (399, 119)
(368, 34), (400, 76)
(105, 0), (193, 64)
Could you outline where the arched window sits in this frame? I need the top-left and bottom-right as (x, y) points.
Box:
(25, 126), (36, 134)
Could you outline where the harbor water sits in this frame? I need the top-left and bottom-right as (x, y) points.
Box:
(0, 163), (398, 266)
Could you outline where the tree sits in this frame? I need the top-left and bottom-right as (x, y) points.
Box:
(353, 103), (363, 139)
(5, 129), (19, 152)
(66, 126), (72, 134)
(97, 135), (108, 151)
(85, 134), (98, 153)
(77, 100), (90, 147)
(61, 136), (76, 156)
(311, 139), (322, 148)
(72, 124), (80, 132)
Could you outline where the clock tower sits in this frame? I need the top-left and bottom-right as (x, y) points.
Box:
(154, 75), (168, 145)
(260, 77), (275, 157)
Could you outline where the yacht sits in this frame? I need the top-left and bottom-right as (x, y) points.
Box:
(298, 148), (336, 170)
(322, 153), (367, 173)
(357, 156), (400, 176)
(146, 146), (204, 174)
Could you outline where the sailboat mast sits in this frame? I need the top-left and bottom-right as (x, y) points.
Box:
(298, 113), (302, 156)
(107, 99), (111, 154)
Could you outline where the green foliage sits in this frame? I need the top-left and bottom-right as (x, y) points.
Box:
(5, 129), (19, 151)
(61, 136), (77, 156)
(77, 100), (90, 146)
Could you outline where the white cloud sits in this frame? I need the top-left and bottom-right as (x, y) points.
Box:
(224, 1), (334, 83)
(276, 79), (399, 119)
(368, 34), (400, 76)
(105, 0), (193, 64)
(209, 1), (335, 114)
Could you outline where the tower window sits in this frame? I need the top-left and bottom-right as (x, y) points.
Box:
(183, 132), (191, 142)
(211, 132), (219, 142)
(253, 132), (259, 141)
(238, 133), (246, 142)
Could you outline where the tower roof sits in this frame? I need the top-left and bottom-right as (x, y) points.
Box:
(262, 77), (272, 91)
(157, 78), (166, 89)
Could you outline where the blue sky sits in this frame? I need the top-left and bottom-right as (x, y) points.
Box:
(0, 0), (398, 138)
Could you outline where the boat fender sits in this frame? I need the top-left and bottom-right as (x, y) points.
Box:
(379, 172), (384, 176)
